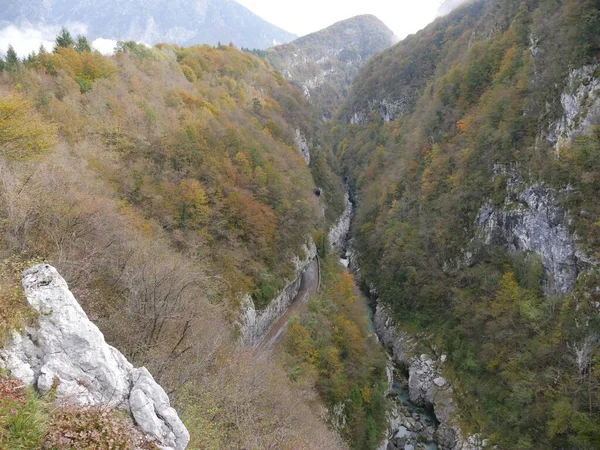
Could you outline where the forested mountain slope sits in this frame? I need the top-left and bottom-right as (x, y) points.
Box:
(0, 37), (365, 448)
(334, 0), (600, 447)
(0, 0), (296, 48)
(267, 15), (394, 119)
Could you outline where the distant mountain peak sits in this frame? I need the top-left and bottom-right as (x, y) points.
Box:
(267, 14), (394, 119)
(289, 15), (393, 55)
(0, 0), (296, 49)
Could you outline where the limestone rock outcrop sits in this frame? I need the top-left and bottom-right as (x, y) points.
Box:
(295, 129), (311, 165)
(129, 368), (190, 449)
(0, 264), (190, 450)
(474, 166), (595, 295)
(549, 64), (600, 153)
(240, 240), (317, 346)
(348, 96), (413, 124)
(328, 193), (353, 253)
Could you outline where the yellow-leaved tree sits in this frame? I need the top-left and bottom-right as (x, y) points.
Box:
(0, 92), (57, 159)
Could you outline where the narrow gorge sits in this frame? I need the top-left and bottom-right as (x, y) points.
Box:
(0, 0), (599, 449)
(337, 195), (483, 450)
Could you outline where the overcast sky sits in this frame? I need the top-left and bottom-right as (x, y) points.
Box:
(236, 0), (446, 38)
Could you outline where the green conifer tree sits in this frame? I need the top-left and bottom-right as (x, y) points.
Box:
(5, 45), (19, 71)
(55, 27), (74, 50)
(75, 35), (92, 53)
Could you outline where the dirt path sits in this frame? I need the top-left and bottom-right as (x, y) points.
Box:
(259, 257), (320, 350)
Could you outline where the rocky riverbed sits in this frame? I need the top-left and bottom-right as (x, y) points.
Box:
(381, 374), (439, 450)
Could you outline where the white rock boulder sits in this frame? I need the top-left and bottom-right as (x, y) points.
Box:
(0, 264), (190, 450)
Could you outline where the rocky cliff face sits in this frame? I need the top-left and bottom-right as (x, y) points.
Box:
(474, 167), (594, 295)
(267, 15), (394, 119)
(0, 264), (189, 450)
(240, 240), (317, 346)
(0, 0), (296, 49)
(548, 64), (600, 154)
(334, 0), (600, 445)
(349, 97), (413, 125)
(328, 193), (353, 253)
(295, 128), (311, 165)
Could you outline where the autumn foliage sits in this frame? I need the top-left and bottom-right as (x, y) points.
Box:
(0, 39), (346, 448)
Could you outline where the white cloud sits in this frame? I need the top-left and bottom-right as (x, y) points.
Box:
(0, 23), (88, 57)
(92, 38), (118, 55)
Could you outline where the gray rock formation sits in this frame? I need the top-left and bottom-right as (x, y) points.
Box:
(295, 128), (311, 165)
(0, 264), (189, 450)
(130, 368), (190, 449)
(379, 98), (406, 123)
(548, 64), (600, 154)
(240, 240), (317, 346)
(475, 166), (594, 295)
(328, 193), (353, 253)
(349, 94), (416, 124)
(350, 111), (367, 125)
(377, 359), (438, 450)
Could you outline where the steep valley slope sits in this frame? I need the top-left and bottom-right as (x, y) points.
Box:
(0, 38), (359, 448)
(0, 14), (401, 447)
(334, 0), (600, 448)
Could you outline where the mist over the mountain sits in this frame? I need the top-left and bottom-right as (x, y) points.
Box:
(437, 0), (473, 16)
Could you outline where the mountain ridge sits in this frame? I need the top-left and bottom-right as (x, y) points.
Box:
(0, 0), (296, 49)
(267, 14), (394, 119)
